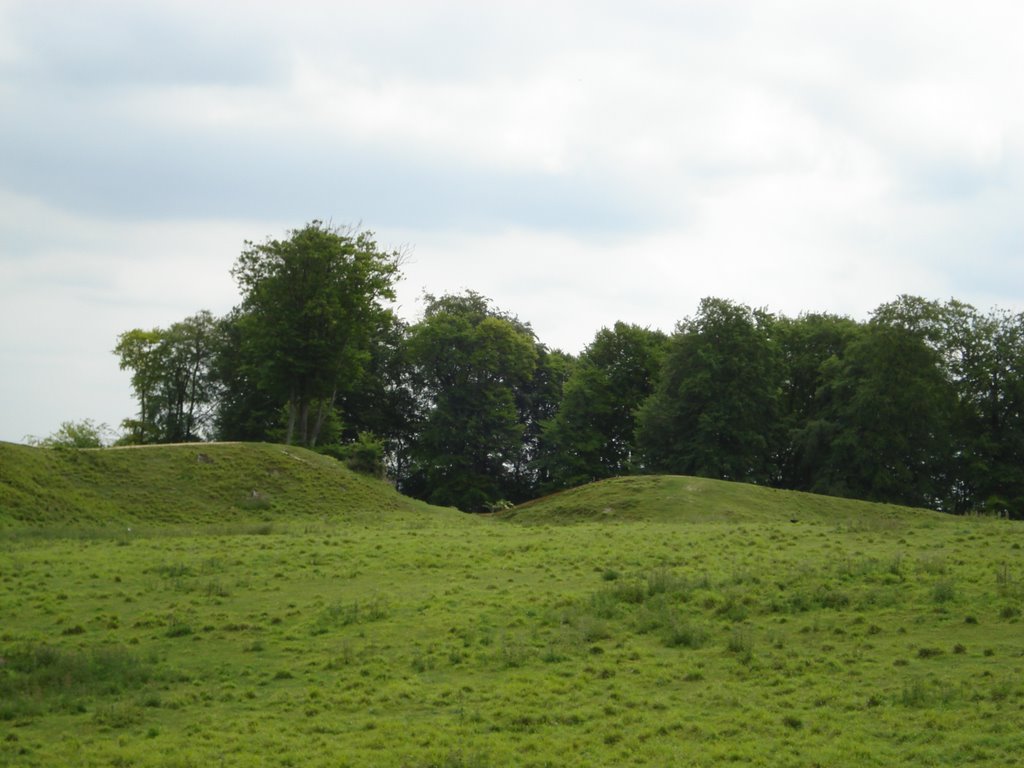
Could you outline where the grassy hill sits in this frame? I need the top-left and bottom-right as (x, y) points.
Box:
(0, 441), (452, 529)
(2, 443), (1023, 766)
(502, 473), (942, 526)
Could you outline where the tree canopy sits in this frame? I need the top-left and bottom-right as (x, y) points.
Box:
(403, 292), (540, 511)
(636, 298), (783, 483)
(110, 222), (1024, 517)
(114, 311), (219, 443)
(230, 222), (402, 447)
(541, 322), (667, 489)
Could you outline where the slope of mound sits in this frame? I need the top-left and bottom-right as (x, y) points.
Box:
(0, 441), (453, 528)
(501, 474), (945, 526)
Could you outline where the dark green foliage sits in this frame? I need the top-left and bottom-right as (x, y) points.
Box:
(331, 312), (422, 483)
(321, 432), (386, 478)
(107, 256), (1024, 517)
(404, 292), (539, 511)
(767, 296), (1024, 514)
(806, 321), (954, 507)
(230, 221), (402, 448)
(774, 312), (862, 490)
(210, 309), (284, 442)
(541, 322), (667, 489)
(636, 298), (783, 483)
(508, 346), (574, 500)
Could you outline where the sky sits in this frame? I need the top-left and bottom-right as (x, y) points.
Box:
(2, 0), (1023, 443)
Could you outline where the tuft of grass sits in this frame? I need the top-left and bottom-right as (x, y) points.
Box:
(931, 579), (956, 604)
(726, 626), (755, 662)
(662, 619), (708, 649)
(310, 596), (389, 635)
(0, 644), (158, 719)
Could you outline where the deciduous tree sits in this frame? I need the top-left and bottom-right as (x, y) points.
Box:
(542, 322), (667, 489)
(230, 222), (402, 448)
(404, 292), (538, 511)
(636, 298), (782, 483)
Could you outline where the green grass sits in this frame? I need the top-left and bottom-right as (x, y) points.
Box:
(0, 441), (451, 529)
(2, 443), (1024, 766)
(501, 473), (941, 526)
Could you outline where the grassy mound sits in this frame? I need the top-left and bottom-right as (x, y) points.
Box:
(502, 474), (945, 526)
(0, 441), (452, 529)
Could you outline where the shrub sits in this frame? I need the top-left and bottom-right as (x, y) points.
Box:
(321, 433), (385, 478)
(26, 419), (112, 449)
(166, 622), (193, 638)
(646, 567), (687, 597)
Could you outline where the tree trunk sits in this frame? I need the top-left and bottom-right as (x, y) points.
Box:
(286, 393), (297, 445)
(309, 388), (338, 448)
(299, 399), (310, 447)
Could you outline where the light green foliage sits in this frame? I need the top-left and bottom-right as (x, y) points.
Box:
(25, 419), (112, 449)
(2, 443), (1024, 766)
(114, 311), (220, 443)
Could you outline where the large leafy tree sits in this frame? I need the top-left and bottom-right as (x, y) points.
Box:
(210, 309), (283, 442)
(509, 345), (574, 499)
(331, 310), (423, 484)
(862, 296), (1024, 514)
(635, 298), (782, 483)
(958, 308), (1024, 515)
(404, 292), (538, 511)
(894, 299), (1024, 515)
(542, 322), (667, 489)
(775, 312), (864, 491)
(114, 311), (220, 443)
(230, 222), (402, 447)
(159, 311), (221, 442)
(812, 318), (955, 508)
(114, 328), (165, 443)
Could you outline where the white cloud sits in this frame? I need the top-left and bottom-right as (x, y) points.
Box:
(3, 0), (1024, 441)
(0, 188), (271, 441)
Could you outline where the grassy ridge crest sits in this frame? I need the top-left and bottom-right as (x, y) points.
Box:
(503, 474), (947, 525)
(0, 441), (452, 528)
(2, 439), (953, 530)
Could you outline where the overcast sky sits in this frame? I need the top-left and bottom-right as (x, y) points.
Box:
(2, 1), (1023, 443)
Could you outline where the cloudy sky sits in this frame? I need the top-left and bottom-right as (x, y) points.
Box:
(2, 1), (1022, 443)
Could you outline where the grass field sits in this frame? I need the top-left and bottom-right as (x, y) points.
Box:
(2, 443), (1023, 766)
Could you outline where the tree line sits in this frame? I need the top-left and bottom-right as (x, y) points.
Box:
(113, 222), (1024, 517)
